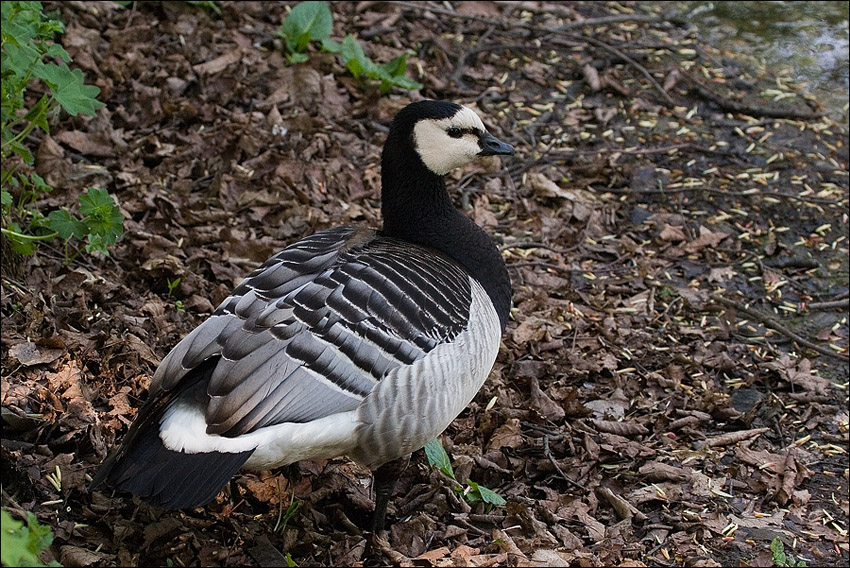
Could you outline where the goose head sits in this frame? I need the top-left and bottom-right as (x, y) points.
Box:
(384, 100), (515, 177)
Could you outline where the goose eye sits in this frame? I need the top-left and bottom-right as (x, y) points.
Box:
(446, 127), (464, 139)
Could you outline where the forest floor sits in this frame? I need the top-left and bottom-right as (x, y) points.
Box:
(1, 2), (848, 567)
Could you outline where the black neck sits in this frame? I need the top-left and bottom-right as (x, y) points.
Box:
(381, 142), (511, 330)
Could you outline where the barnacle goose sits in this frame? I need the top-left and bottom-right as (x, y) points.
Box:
(90, 100), (514, 531)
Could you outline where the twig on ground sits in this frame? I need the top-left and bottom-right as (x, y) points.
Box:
(566, 33), (676, 106)
(805, 298), (850, 311)
(390, 2), (669, 33)
(710, 294), (849, 361)
(596, 185), (843, 205)
(543, 435), (586, 491)
(683, 72), (824, 120)
(703, 427), (771, 448)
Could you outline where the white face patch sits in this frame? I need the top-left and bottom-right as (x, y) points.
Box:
(413, 106), (489, 175)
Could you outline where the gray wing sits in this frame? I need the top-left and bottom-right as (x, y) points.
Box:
(152, 226), (473, 437)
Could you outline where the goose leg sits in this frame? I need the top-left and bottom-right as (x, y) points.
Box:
(371, 455), (410, 532)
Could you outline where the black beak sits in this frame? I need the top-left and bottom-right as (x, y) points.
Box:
(478, 132), (515, 156)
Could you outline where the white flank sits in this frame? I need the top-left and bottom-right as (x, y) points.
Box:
(159, 402), (360, 470)
(350, 277), (501, 469)
(414, 106), (489, 175)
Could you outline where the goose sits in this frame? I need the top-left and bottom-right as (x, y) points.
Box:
(89, 100), (514, 531)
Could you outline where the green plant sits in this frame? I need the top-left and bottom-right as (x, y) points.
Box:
(279, 1), (332, 64)
(167, 278), (186, 312)
(166, 277), (181, 299)
(321, 35), (421, 94)
(2, 184), (124, 261)
(274, 486), (301, 533)
(770, 537), (806, 567)
(1, 1), (123, 262)
(1, 2), (104, 158)
(424, 439), (506, 509)
(1, 509), (61, 567)
(278, 1), (421, 93)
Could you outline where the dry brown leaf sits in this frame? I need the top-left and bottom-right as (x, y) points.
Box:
(529, 377), (566, 422)
(192, 47), (243, 75)
(59, 545), (111, 567)
(455, 1), (501, 17)
(35, 134), (71, 187)
(734, 445), (785, 474)
(416, 547), (450, 562)
(8, 342), (64, 367)
(766, 356), (832, 395)
(487, 418), (523, 451)
(54, 130), (115, 157)
(659, 224), (687, 241)
(526, 172), (578, 200)
(106, 386), (133, 417)
(703, 427), (770, 448)
(638, 461), (692, 482)
(684, 225), (730, 252)
(450, 545), (480, 559)
(472, 194), (498, 228)
(590, 419), (649, 437)
(708, 266), (736, 282)
(142, 517), (184, 549)
(511, 316), (551, 345)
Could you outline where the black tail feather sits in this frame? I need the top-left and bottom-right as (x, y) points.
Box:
(89, 357), (253, 510)
(93, 412), (252, 509)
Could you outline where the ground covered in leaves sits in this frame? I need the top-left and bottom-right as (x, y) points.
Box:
(2, 2), (848, 566)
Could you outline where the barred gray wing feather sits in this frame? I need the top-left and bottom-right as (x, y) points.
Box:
(151, 226), (473, 439)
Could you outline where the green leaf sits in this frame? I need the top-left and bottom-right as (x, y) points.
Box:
(1, 41), (42, 79)
(27, 172), (52, 194)
(85, 233), (110, 255)
(771, 537), (788, 566)
(0, 509), (58, 567)
(1, 188), (12, 208)
(1, 510), (35, 568)
(34, 62), (104, 116)
(1, 4), (40, 48)
(280, 1), (332, 54)
(6, 234), (36, 256)
(378, 53), (409, 79)
(48, 209), (87, 240)
(44, 42), (71, 63)
(25, 512), (55, 558)
(287, 52), (309, 65)
(78, 187), (124, 243)
(339, 35), (377, 79)
(374, 53), (421, 93)
(377, 74), (423, 94)
(466, 480), (506, 506)
(22, 94), (52, 134)
(320, 37), (341, 54)
(8, 230), (37, 255)
(5, 140), (33, 162)
(424, 439), (455, 480)
(325, 35), (420, 93)
(389, 75), (423, 91)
